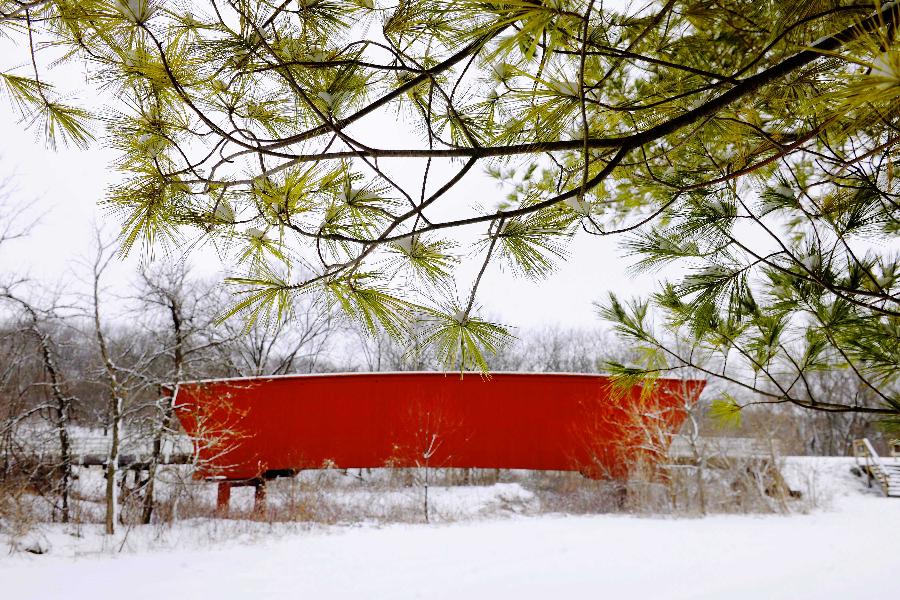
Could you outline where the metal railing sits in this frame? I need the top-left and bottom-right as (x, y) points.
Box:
(12, 432), (194, 468)
(853, 438), (891, 497)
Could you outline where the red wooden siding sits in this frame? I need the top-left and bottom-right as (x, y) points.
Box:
(172, 372), (705, 480)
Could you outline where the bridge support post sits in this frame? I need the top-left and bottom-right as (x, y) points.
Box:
(253, 478), (267, 517)
(216, 482), (231, 516)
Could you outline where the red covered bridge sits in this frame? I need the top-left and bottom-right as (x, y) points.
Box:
(171, 372), (704, 512)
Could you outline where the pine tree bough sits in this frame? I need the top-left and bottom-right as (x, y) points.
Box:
(0, 1), (897, 419)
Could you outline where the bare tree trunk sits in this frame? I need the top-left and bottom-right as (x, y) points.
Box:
(421, 433), (440, 524)
(104, 395), (122, 535)
(42, 334), (73, 524)
(51, 384), (72, 522)
(142, 385), (176, 524)
(91, 241), (126, 535)
(7, 297), (74, 523)
(140, 274), (186, 524)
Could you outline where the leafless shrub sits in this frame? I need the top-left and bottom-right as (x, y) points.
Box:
(0, 476), (43, 548)
(144, 466), (217, 525)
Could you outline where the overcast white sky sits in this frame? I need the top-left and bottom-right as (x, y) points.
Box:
(0, 23), (662, 332)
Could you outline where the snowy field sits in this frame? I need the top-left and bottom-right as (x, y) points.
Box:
(2, 458), (898, 600)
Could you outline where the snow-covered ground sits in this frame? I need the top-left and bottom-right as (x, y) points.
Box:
(2, 458), (898, 599)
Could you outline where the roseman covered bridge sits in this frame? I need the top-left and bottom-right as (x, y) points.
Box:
(171, 372), (704, 512)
